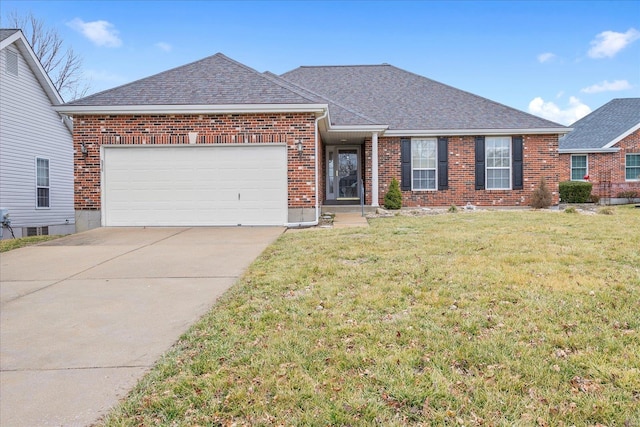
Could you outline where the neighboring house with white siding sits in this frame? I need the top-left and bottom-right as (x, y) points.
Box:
(0, 29), (74, 238)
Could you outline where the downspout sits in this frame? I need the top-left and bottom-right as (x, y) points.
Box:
(286, 108), (328, 228)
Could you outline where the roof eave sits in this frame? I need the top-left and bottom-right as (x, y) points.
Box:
(54, 104), (329, 115)
(558, 148), (621, 154)
(602, 122), (640, 149)
(327, 124), (389, 133)
(384, 128), (571, 137)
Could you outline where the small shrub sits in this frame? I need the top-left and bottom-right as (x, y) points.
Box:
(383, 178), (402, 210)
(588, 193), (600, 204)
(617, 190), (638, 203)
(448, 204), (458, 213)
(530, 177), (553, 208)
(564, 207), (577, 214)
(598, 207), (615, 215)
(559, 181), (592, 203)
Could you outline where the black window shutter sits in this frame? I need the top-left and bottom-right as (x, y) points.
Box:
(475, 136), (485, 190)
(512, 136), (524, 190)
(400, 138), (411, 191)
(437, 137), (448, 190)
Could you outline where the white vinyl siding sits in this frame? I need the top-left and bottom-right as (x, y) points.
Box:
(571, 155), (588, 181)
(486, 136), (511, 190)
(0, 45), (74, 230)
(626, 154), (640, 181)
(411, 138), (437, 190)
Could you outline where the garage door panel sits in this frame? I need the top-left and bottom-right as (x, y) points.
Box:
(103, 145), (287, 226)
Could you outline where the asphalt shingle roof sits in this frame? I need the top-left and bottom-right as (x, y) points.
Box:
(559, 98), (640, 150)
(262, 71), (378, 125)
(64, 53), (567, 131)
(280, 64), (564, 130)
(66, 53), (318, 106)
(0, 29), (19, 42)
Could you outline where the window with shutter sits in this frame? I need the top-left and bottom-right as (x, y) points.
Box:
(400, 139), (411, 191)
(438, 137), (449, 190)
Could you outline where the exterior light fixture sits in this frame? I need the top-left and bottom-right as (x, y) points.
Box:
(296, 140), (303, 155)
(81, 142), (88, 157)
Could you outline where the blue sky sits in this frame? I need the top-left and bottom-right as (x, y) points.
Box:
(2, 0), (639, 125)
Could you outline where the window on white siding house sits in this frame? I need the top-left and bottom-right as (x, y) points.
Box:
(626, 154), (640, 181)
(486, 136), (511, 189)
(36, 158), (50, 208)
(571, 155), (588, 180)
(412, 138), (437, 190)
(5, 50), (18, 76)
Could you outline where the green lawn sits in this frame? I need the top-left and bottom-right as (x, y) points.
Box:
(0, 234), (62, 252)
(101, 207), (640, 426)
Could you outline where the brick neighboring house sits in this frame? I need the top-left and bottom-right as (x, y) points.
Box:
(559, 98), (640, 202)
(55, 53), (568, 229)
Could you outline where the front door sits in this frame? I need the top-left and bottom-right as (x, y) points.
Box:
(326, 146), (360, 201)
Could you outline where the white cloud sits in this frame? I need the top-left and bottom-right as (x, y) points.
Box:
(155, 42), (172, 52)
(588, 28), (640, 58)
(68, 18), (122, 48)
(537, 52), (556, 63)
(528, 96), (591, 125)
(581, 79), (633, 94)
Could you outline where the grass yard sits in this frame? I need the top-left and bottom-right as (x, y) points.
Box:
(0, 234), (62, 252)
(101, 207), (639, 426)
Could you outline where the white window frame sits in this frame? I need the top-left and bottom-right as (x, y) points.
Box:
(411, 138), (437, 191)
(36, 157), (50, 209)
(485, 136), (511, 190)
(570, 154), (588, 181)
(626, 153), (640, 181)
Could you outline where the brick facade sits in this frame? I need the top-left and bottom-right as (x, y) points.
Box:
(72, 113), (317, 211)
(363, 134), (560, 207)
(74, 112), (565, 217)
(559, 129), (640, 198)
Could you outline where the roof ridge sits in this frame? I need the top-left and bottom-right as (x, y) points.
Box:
(569, 97), (640, 127)
(283, 64), (392, 74)
(248, 68), (319, 105)
(67, 53), (230, 105)
(272, 72), (380, 124)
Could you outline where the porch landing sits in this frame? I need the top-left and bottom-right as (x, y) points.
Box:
(321, 205), (377, 215)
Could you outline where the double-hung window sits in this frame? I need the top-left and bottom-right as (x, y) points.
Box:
(36, 157), (50, 208)
(571, 155), (588, 180)
(627, 154), (640, 181)
(411, 138), (437, 190)
(486, 136), (511, 189)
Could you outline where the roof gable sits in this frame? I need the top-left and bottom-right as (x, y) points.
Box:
(0, 28), (63, 105)
(66, 53), (319, 107)
(281, 64), (564, 131)
(559, 98), (640, 151)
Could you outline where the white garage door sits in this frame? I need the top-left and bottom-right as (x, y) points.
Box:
(103, 145), (287, 226)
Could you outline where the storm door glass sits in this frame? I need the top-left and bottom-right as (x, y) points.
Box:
(338, 149), (358, 199)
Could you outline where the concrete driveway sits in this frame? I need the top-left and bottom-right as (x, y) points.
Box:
(0, 226), (283, 426)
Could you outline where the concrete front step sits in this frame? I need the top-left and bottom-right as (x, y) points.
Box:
(321, 205), (377, 214)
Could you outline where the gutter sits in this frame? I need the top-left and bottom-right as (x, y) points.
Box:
(53, 103), (328, 115)
(558, 148), (621, 154)
(383, 127), (571, 136)
(285, 109), (329, 228)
